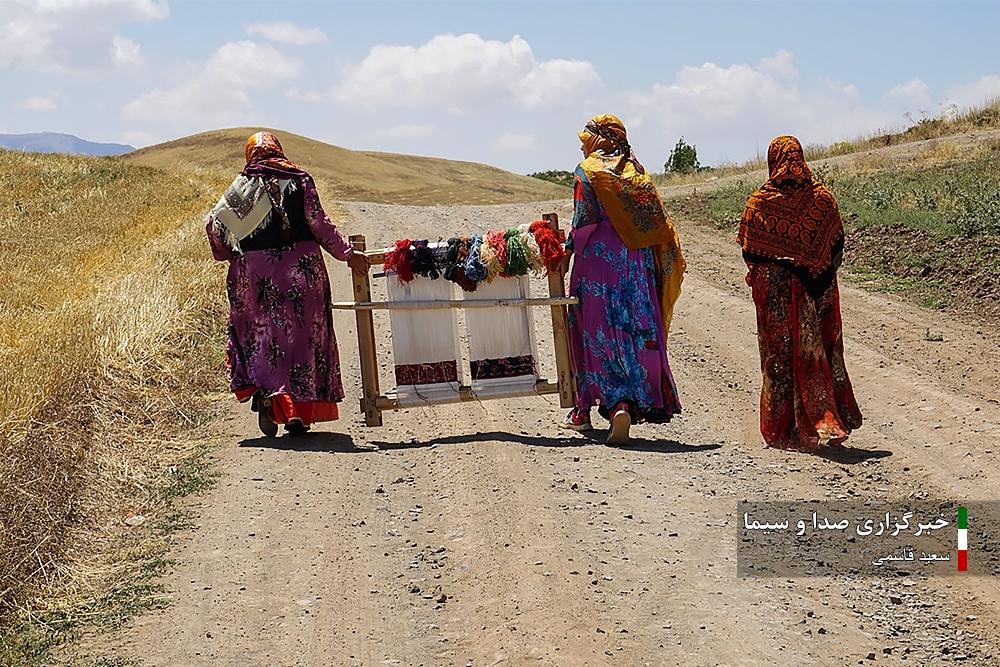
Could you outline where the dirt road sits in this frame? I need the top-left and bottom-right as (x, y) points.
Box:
(84, 199), (1000, 666)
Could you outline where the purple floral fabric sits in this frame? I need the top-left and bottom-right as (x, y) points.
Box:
(567, 166), (682, 422)
(207, 176), (352, 404)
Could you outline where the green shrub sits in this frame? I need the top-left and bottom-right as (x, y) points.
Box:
(664, 137), (700, 174)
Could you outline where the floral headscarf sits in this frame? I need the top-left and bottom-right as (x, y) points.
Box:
(577, 114), (685, 336)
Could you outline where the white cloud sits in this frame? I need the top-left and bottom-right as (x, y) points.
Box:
(944, 75), (1000, 110)
(21, 96), (57, 111)
(758, 49), (797, 79)
(512, 58), (600, 109)
(36, 0), (168, 22)
(247, 21), (327, 46)
(335, 33), (599, 112)
(823, 78), (860, 100)
(884, 78), (931, 105)
(375, 124), (436, 139)
(495, 132), (537, 151)
(111, 35), (143, 67)
(627, 51), (902, 164)
(123, 41), (301, 126)
(0, 0), (166, 73)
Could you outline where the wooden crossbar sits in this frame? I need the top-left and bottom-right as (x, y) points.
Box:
(346, 212), (577, 426)
(375, 380), (560, 410)
(331, 296), (577, 311)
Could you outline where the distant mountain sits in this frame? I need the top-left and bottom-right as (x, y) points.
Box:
(0, 132), (134, 157)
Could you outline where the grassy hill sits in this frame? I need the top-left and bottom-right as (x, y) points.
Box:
(126, 128), (568, 205)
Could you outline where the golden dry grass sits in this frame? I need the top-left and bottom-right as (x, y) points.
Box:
(0, 149), (231, 661)
(127, 128), (568, 205)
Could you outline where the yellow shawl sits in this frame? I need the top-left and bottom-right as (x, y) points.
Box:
(578, 114), (685, 336)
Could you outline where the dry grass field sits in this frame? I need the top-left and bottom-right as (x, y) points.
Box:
(126, 128), (568, 205)
(0, 151), (233, 663)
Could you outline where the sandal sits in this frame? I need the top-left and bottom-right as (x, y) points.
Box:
(606, 402), (632, 445)
(560, 408), (592, 432)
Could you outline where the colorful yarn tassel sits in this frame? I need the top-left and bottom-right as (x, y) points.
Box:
(480, 231), (504, 282)
(529, 220), (566, 272)
(517, 223), (543, 274)
(463, 235), (488, 283)
(411, 239), (441, 279)
(444, 236), (478, 292)
(504, 227), (532, 277)
(384, 238), (414, 284)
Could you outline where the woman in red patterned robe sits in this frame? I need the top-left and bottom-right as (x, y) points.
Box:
(739, 136), (863, 451)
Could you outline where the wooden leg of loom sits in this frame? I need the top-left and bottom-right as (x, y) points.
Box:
(349, 234), (383, 427)
(543, 213), (577, 409)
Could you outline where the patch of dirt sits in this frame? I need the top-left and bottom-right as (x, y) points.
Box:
(845, 222), (1000, 321)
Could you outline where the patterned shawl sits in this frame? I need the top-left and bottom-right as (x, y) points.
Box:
(738, 135), (844, 277)
(208, 132), (309, 252)
(577, 114), (685, 335)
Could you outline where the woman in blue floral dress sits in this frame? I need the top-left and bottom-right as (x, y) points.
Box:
(559, 115), (685, 444)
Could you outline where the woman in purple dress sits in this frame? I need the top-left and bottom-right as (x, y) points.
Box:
(206, 132), (369, 436)
(559, 115), (686, 444)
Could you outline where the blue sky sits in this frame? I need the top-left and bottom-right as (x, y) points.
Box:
(2, 1), (999, 173)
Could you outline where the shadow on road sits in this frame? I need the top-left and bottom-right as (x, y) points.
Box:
(372, 429), (723, 455)
(238, 430), (363, 453)
(815, 446), (893, 465)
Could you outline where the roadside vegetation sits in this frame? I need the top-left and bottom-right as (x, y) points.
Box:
(0, 150), (231, 665)
(527, 169), (575, 188)
(672, 139), (1000, 318)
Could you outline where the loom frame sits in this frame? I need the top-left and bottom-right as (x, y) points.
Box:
(337, 213), (577, 427)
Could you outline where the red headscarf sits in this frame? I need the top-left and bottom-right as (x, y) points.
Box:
(738, 135), (843, 277)
(242, 131), (307, 179)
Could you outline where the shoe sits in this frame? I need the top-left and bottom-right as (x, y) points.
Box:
(256, 396), (278, 438)
(560, 408), (592, 431)
(285, 418), (310, 435)
(606, 402), (632, 445)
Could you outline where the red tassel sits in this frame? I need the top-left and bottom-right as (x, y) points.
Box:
(384, 238), (414, 284)
(486, 230), (508, 277)
(529, 220), (566, 272)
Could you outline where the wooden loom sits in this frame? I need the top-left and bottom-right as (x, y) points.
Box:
(332, 213), (577, 427)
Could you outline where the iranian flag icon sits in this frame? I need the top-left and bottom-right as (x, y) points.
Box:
(958, 507), (968, 572)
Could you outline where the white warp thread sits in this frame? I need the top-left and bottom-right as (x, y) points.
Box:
(465, 275), (539, 396)
(386, 274), (461, 406)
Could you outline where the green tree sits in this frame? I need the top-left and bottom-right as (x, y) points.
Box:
(664, 137), (700, 174)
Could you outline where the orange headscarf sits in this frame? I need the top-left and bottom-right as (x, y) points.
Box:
(738, 135), (843, 277)
(243, 131), (305, 177)
(577, 114), (685, 335)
